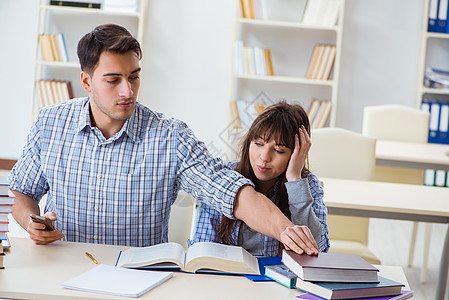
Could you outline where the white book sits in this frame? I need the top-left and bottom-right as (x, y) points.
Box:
(61, 264), (173, 298)
(56, 33), (69, 62)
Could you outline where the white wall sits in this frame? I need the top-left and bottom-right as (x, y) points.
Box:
(0, 0), (424, 160)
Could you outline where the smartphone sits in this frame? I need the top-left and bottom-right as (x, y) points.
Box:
(30, 214), (55, 231)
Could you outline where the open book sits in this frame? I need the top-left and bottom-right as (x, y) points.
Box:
(115, 242), (260, 275)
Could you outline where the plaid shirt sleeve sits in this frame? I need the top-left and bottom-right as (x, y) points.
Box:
(9, 111), (49, 203)
(175, 124), (254, 219)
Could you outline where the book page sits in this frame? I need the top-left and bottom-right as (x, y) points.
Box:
(116, 242), (186, 268)
(185, 242), (259, 274)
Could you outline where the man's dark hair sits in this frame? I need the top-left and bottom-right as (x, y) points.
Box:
(77, 24), (142, 75)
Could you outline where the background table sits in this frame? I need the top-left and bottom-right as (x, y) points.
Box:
(375, 140), (449, 171)
(322, 177), (449, 300)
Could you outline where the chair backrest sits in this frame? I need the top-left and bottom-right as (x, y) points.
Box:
(309, 127), (377, 245)
(309, 127), (376, 181)
(362, 104), (429, 143)
(362, 104), (429, 185)
(168, 191), (195, 249)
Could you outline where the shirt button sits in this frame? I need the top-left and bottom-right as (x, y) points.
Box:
(94, 206), (99, 211)
(97, 174), (101, 179)
(93, 235), (98, 240)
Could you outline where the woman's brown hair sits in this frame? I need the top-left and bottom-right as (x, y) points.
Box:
(218, 100), (311, 247)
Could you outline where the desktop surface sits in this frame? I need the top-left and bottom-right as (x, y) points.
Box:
(0, 237), (411, 300)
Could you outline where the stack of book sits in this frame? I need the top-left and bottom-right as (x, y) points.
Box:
(0, 176), (13, 249)
(38, 33), (69, 62)
(305, 44), (336, 81)
(35, 80), (74, 110)
(307, 98), (332, 129)
(264, 251), (413, 300)
(49, 0), (101, 9)
(234, 40), (274, 77)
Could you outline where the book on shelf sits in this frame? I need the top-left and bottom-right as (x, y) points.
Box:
(235, 41), (274, 76)
(36, 80), (73, 109)
(295, 276), (405, 300)
(282, 250), (379, 283)
(424, 67), (449, 89)
(264, 264), (297, 289)
(231, 99), (268, 130)
(49, 0), (101, 9)
(307, 98), (321, 123)
(306, 44), (336, 80)
(115, 241), (260, 275)
(39, 33), (69, 62)
(296, 289), (414, 300)
(62, 264), (172, 298)
(308, 99), (332, 129)
(302, 0), (340, 27)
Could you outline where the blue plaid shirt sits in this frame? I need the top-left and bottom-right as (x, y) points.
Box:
(189, 168), (330, 256)
(9, 97), (252, 246)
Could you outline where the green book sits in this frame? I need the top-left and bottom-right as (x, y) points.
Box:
(264, 264), (297, 289)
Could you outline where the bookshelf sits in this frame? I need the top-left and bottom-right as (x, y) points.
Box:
(228, 0), (345, 155)
(31, 0), (148, 118)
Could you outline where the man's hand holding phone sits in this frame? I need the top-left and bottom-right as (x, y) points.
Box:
(28, 212), (64, 245)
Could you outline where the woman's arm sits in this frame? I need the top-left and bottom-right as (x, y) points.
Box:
(286, 173), (330, 252)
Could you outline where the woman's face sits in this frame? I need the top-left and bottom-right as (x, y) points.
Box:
(249, 136), (293, 184)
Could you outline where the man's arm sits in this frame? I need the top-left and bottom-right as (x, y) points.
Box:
(11, 190), (64, 245)
(233, 186), (319, 255)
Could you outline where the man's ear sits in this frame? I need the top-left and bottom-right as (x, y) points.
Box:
(80, 71), (92, 93)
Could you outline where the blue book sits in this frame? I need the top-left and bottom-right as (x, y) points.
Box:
(296, 290), (414, 300)
(429, 0), (440, 32)
(295, 276), (404, 300)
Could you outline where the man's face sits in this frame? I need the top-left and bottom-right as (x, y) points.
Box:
(81, 51), (141, 127)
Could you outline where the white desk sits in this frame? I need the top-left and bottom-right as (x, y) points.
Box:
(322, 177), (449, 300)
(375, 140), (449, 171)
(0, 237), (411, 300)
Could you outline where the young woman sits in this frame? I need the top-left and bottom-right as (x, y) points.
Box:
(189, 101), (329, 256)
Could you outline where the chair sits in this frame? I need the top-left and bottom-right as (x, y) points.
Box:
(168, 191), (196, 249)
(362, 104), (430, 282)
(308, 127), (381, 265)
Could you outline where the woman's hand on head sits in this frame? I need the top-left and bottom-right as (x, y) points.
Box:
(285, 126), (311, 182)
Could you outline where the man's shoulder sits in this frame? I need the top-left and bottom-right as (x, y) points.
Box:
(135, 102), (188, 131)
(38, 97), (87, 118)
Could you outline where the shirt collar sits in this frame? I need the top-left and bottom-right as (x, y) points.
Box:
(76, 97), (140, 143)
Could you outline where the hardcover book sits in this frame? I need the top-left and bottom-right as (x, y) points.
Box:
(265, 264), (297, 288)
(282, 250), (379, 283)
(296, 290), (413, 300)
(116, 241), (260, 275)
(0, 176), (9, 196)
(295, 276), (405, 300)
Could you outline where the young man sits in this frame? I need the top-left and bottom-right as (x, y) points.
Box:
(10, 24), (318, 255)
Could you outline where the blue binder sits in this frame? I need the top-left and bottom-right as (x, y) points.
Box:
(429, 101), (441, 143)
(438, 0), (449, 32)
(429, 0), (440, 32)
(438, 103), (449, 144)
